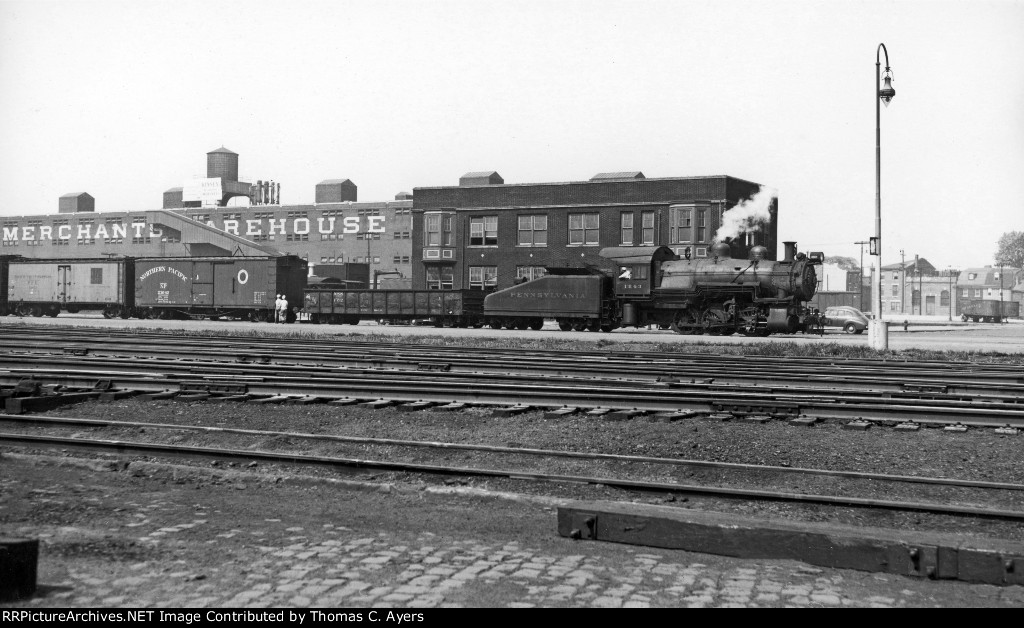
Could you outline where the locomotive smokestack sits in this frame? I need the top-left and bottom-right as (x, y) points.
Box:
(783, 241), (797, 263)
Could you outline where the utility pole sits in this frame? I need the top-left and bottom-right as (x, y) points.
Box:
(999, 265), (1005, 323)
(900, 249), (905, 314)
(855, 241), (868, 312)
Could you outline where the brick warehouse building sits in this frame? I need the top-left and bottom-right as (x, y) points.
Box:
(1, 148), (416, 284)
(410, 172), (778, 290)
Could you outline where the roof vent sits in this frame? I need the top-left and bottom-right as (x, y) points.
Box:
(590, 172), (645, 181)
(459, 171), (504, 186)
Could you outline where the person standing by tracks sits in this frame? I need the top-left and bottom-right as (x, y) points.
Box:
(279, 294), (289, 324)
(274, 294), (283, 323)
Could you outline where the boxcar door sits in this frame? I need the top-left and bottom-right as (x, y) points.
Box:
(57, 265), (71, 304)
(191, 261), (214, 305)
(213, 262), (246, 307)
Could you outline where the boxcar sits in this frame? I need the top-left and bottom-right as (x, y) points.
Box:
(4, 257), (134, 318)
(959, 299), (1020, 323)
(303, 288), (487, 327)
(135, 255), (308, 321)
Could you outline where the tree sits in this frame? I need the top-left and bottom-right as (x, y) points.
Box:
(823, 256), (860, 271)
(995, 231), (1024, 268)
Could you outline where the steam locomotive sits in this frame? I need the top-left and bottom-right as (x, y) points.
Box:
(483, 241), (823, 335)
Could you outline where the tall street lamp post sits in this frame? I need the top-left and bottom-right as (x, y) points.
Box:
(855, 240), (868, 312)
(870, 43), (896, 349)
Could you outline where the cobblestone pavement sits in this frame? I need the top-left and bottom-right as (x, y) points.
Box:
(3, 455), (1024, 608)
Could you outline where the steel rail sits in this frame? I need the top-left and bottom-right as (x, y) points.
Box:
(4, 321), (1019, 379)
(3, 432), (1023, 521)
(6, 339), (1021, 398)
(4, 363), (1024, 428)
(4, 412), (1022, 492)
(4, 343), (1024, 409)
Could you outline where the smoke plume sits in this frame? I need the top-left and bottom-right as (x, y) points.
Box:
(712, 186), (776, 244)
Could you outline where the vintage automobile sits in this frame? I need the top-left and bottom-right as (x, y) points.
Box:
(822, 306), (869, 334)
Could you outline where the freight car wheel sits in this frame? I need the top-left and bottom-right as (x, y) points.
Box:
(30, 305), (43, 317)
(529, 318), (544, 331)
(571, 321), (587, 332)
(489, 320), (502, 330)
(557, 320), (572, 331)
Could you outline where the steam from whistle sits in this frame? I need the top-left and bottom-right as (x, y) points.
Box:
(712, 186), (776, 244)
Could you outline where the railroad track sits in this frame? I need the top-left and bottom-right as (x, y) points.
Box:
(1, 327), (1023, 429)
(3, 412), (1024, 522)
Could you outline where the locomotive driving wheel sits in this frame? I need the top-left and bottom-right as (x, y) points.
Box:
(670, 309), (699, 335)
(700, 308), (731, 336)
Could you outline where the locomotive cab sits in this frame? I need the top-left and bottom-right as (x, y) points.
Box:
(600, 246), (677, 298)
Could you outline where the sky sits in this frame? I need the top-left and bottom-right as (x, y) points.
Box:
(1, 0), (1022, 269)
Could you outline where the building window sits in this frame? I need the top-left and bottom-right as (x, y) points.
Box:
(968, 273), (977, 280)
(669, 207), (692, 243)
(620, 213), (634, 245)
(424, 214), (453, 247)
(469, 216), (498, 246)
(890, 302), (900, 312)
(568, 213), (599, 245)
(973, 289), (982, 298)
(90, 268), (103, 284)
(426, 266), (454, 290)
(641, 211), (655, 245)
(516, 266), (547, 282)
(425, 214), (441, 247)
(940, 290), (950, 307)
(517, 215), (547, 246)
(891, 285), (898, 296)
(468, 266), (498, 289)
(696, 209), (707, 243)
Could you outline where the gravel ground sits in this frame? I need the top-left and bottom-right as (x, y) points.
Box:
(11, 396), (1024, 543)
